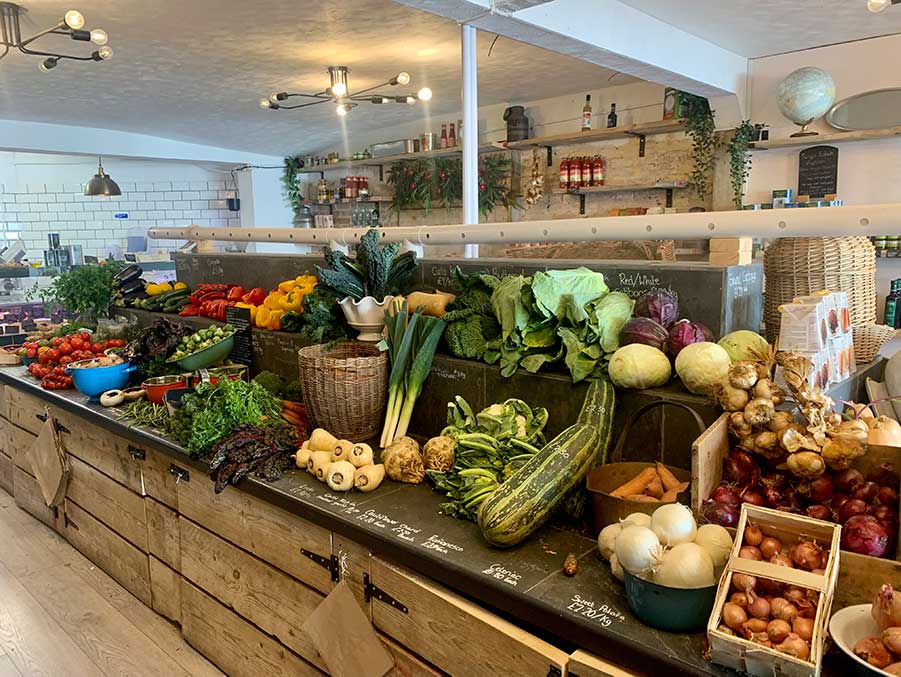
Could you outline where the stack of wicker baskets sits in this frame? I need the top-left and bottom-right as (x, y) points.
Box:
(764, 236), (877, 342)
(506, 239), (676, 261)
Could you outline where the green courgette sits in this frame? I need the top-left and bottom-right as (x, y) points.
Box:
(476, 379), (615, 548)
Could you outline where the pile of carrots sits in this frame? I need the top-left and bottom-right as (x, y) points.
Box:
(281, 400), (309, 433)
(609, 462), (690, 503)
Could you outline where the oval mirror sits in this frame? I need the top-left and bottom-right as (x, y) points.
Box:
(826, 88), (901, 130)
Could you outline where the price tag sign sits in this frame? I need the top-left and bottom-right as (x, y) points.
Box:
(225, 305), (253, 366)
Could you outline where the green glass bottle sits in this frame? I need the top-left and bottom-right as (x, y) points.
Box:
(885, 279), (901, 328)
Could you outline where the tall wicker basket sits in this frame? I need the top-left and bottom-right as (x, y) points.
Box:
(763, 237), (876, 342)
(298, 342), (387, 441)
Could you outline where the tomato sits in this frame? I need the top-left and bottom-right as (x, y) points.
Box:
(78, 332), (92, 343)
(46, 349), (60, 362)
(26, 348), (37, 358)
(38, 352), (50, 365)
(91, 343), (105, 354)
(113, 338), (126, 348)
(51, 337), (64, 347)
(59, 343), (73, 355)
(70, 337), (83, 349)
(79, 350), (93, 360)
(59, 355), (72, 366)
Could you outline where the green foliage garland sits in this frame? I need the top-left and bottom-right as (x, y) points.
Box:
(387, 154), (517, 215)
(728, 120), (756, 210)
(283, 156), (305, 216)
(682, 94), (716, 200)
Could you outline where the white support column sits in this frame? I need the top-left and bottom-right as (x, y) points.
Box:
(461, 23), (479, 259)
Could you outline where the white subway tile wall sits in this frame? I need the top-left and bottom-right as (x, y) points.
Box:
(0, 180), (241, 261)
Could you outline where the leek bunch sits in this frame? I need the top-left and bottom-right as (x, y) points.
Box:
(379, 301), (446, 448)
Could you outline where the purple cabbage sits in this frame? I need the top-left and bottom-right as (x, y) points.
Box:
(620, 317), (669, 351)
(634, 290), (679, 329)
(666, 319), (714, 357)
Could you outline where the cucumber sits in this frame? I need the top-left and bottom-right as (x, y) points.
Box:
(476, 379), (615, 548)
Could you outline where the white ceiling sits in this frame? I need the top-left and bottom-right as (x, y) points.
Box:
(618, 0), (901, 58)
(0, 0), (630, 156)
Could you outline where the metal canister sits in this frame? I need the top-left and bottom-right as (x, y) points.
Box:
(503, 106), (530, 142)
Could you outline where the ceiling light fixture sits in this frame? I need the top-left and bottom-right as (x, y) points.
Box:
(0, 2), (114, 70)
(261, 66), (432, 116)
(84, 157), (121, 197)
(868, 0), (899, 11)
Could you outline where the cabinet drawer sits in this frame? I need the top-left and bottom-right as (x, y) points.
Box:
(149, 555), (181, 623)
(141, 446), (179, 508)
(569, 649), (639, 677)
(0, 449), (13, 495)
(52, 409), (144, 494)
(66, 455), (147, 551)
(179, 517), (327, 670)
(5, 387), (49, 435)
(146, 497), (180, 569)
(381, 635), (446, 677)
(177, 477), (334, 593)
(181, 580), (325, 677)
(13, 466), (62, 530)
(61, 500), (151, 607)
(7, 422), (36, 472)
(369, 557), (569, 677)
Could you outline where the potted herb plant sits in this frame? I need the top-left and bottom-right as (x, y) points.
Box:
(34, 261), (126, 327)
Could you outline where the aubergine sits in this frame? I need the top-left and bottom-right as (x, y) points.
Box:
(115, 264), (143, 286)
(118, 278), (146, 297)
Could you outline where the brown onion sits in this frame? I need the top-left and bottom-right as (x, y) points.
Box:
(722, 602), (747, 631)
(770, 553), (795, 568)
(730, 591), (748, 608)
(767, 619), (792, 643)
(883, 627), (901, 655)
(771, 598), (798, 622)
(854, 636), (893, 668)
(747, 589), (771, 620)
(760, 536), (783, 559)
(748, 632), (771, 645)
(885, 662), (901, 676)
(732, 573), (757, 592)
(776, 633), (810, 660)
(744, 524), (764, 547)
(741, 618), (768, 637)
(792, 617), (814, 642)
(790, 540), (823, 571)
(784, 587), (805, 604)
(740, 545), (763, 561)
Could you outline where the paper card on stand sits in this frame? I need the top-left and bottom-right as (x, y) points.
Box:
(302, 581), (394, 677)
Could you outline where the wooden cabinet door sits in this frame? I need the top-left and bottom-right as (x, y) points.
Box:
(5, 388), (49, 435)
(140, 446), (179, 508)
(149, 556), (182, 624)
(369, 557), (568, 677)
(13, 466), (61, 530)
(0, 423), (12, 494)
(7, 422), (36, 473)
(569, 649), (639, 677)
(145, 497), (180, 570)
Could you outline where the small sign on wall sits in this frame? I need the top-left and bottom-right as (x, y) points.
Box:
(114, 213), (129, 219)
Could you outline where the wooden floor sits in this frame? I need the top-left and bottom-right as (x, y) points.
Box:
(0, 488), (223, 677)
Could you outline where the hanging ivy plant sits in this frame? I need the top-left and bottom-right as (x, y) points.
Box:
(727, 120), (756, 210)
(386, 154), (517, 215)
(682, 94), (716, 200)
(283, 156), (305, 216)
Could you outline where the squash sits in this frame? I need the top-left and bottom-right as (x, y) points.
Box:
(868, 416), (901, 447)
(477, 379), (615, 548)
(405, 291), (455, 318)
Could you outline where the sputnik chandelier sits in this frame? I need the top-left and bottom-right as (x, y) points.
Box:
(0, 3), (112, 71)
(260, 66), (433, 117)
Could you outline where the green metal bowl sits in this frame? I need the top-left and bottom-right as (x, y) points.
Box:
(623, 570), (717, 633)
(172, 335), (234, 371)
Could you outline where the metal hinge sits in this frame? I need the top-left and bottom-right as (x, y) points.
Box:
(546, 146), (553, 167)
(363, 573), (408, 614)
(299, 548), (340, 582)
(34, 412), (69, 434)
(547, 667), (563, 677)
(64, 513), (79, 530)
(169, 465), (190, 483)
(127, 445), (146, 461)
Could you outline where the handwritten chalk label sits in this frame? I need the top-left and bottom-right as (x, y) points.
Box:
(728, 267), (760, 300)
(566, 594), (625, 627)
(432, 365), (467, 382)
(391, 523), (422, 543)
(288, 483), (317, 498)
(357, 509), (398, 529)
(481, 563), (522, 587)
(615, 272), (679, 300)
(318, 494), (360, 515)
(420, 534), (463, 555)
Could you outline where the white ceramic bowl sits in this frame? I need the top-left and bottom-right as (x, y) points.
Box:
(338, 295), (395, 341)
(829, 604), (896, 676)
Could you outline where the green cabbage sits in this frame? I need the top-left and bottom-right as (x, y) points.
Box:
(718, 330), (769, 363)
(608, 344), (672, 389)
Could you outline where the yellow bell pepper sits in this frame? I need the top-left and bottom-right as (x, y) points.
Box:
(279, 289), (305, 313)
(157, 282), (173, 293)
(145, 283), (162, 296)
(277, 278), (299, 294)
(174, 281), (188, 290)
(255, 305), (271, 329)
(296, 274), (317, 287)
(266, 310), (284, 331)
(234, 302), (257, 323)
(263, 291), (285, 310)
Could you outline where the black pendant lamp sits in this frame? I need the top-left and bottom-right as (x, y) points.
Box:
(84, 156), (121, 196)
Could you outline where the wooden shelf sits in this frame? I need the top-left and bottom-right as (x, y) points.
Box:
(505, 119), (685, 150)
(304, 197), (392, 206)
(750, 125), (901, 150)
(297, 143), (509, 174)
(551, 181), (687, 195)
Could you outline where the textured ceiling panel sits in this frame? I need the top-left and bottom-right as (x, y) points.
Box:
(0, 0), (631, 155)
(618, 0), (901, 58)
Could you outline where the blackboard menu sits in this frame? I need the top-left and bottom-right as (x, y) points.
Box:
(225, 305), (253, 367)
(798, 145), (838, 199)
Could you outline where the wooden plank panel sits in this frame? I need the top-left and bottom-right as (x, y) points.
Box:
(51, 409), (144, 494)
(141, 447), (178, 509)
(146, 497), (180, 569)
(0, 651), (21, 677)
(61, 500), (151, 607)
(0, 561), (104, 677)
(4, 389), (47, 436)
(380, 634), (445, 677)
(179, 517), (327, 670)
(569, 649), (640, 677)
(333, 534), (371, 610)
(177, 477), (334, 593)
(150, 556), (182, 624)
(370, 557), (569, 677)
(12, 467), (59, 531)
(181, 580), (325, 677)
(7, 425), (35, 474)
(0, 384), (9, 422)
(66, 455), (147, 551)
(0, 452), (12, 496)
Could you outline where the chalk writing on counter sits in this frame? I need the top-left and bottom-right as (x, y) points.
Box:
(357, 509), (398, 529)
(615, 272), (679, 300)
(432, 365), (467, 382)
(288, 483), (318, 498)
(391, 523), (422, 543)
(481, 563), (522, 587)
(420, 534), (464, 555)
(566, 594), (625, 627)
(317, 494), (361, 515)
(728, 268), (760, 299)
(189, 256), (225, 280)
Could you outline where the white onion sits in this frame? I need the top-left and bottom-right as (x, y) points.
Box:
(621, 512), (652, 528)
(597, 523), (622, 561)
(614, 525), (662, 575)
(694, 524), (734, 567)
(610, 553), (625, 582)
(653, 542), (715, 589)
(650, 503), (697, 546)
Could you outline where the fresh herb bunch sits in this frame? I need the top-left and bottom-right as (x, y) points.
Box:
(38, 261), (126, 318)
(728, 120), (756, 209)
(682, 93), (716, 200)
(316, 228), (418, 302)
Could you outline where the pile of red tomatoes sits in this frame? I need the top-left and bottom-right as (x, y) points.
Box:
(21, 333), (126, 390)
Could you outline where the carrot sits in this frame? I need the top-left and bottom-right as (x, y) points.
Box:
(282, 400), (306, 413)
(660, 482), (690, 502)
(624, 494), (659, 502)
(656, 462), (682, 492)
(610, 467), (658, 497)
(645, 476), (664, 499)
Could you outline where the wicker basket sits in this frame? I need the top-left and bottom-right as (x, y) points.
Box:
(852, 324), (896, 363)
(506, 239), (676, 261)
(297, 342), (387, 441)
(763, 237), (876, 342)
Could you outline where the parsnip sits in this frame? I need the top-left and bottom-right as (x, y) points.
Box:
(308, 451), (332, 480)
(326, 461), (356, 492)
(331, 439), (354, 463)
(354, 464), (385, 493)
(349, 442), (374, 468)
(309, 428), (338, 452)
(295, 446), (312, 470)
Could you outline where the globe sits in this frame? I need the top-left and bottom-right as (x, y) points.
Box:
(776, 67), (836, 135)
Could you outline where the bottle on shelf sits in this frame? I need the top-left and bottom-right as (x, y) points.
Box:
(885, 279), (901, 327)
(559, 158), (570, 190)
(581, 95), (592, 131)
(592, 155), (605, 186)
(448, 123), (456, 147)
(568, 156), (581, 191)
(317, 177), (328, 202)
(580, 156), (591, 188)
(440, 123), (448, 149)
(607, 103), (618, 128)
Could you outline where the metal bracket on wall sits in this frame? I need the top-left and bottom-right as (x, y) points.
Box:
(546, 146), (553, 167)
(127, 445), (146, 461)
(579, 193), (586, 215)
(378, 165), (384, 182)
(363, 573), (408, 613)
(169, 464), (190, 483)
(299, 548), (340, 582)
(625, 131), (646, 157)
(665, 188), (673, 208)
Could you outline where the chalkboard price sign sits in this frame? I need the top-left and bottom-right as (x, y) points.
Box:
(225, 305), (253, 367)
(798, 145), (838, 199)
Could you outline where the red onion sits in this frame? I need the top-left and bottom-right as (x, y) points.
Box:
(781, 487), (803, 510)
(757, 577), (785, 597)
(869, 504), (899, 529)
(740, 545), (763, 561)
(834, 468), (864, 493)
(747, 589), (771, 620)
(867, 462), (899, 488)
(805, 504), (833, 522)
(760, 536), (783, 559)
(790, 540), (823, 570)
(852, 481), (879, 503)
(819, 549), (829, 569)
(712, 484), (740, 507)
(838, 498), (868, 524)
(878, 485), (899, 506)
(739, 485), (766, 507)
(831, 492), (850, 511)
(761, 484), (782, 507)
(806, 475), (834, 504)
(723, 450), (760, 486)
(702, 498), (739, 527)
(842, 515), (891, 557)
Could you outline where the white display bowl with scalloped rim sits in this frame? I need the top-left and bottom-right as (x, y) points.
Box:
(829, 604), (896, 676)
(338, 295), (395, 341)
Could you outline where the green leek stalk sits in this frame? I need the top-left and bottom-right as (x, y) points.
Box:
(392, 316), (446, 440)
(380, 304), (418, 448)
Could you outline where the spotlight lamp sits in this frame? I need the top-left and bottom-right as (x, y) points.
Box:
(868, 0), (899, 10)
(0, 3), (115, 70)
(260, 66), (433, 116)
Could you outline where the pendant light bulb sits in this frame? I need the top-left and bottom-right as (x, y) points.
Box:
(406, 96), (416, 105)
(259, 98), (272, 109)
(93, 45), (113, 60)
(331, 82), (347, 97)
(416, 87), (432, 101)
(64, 9), (85, 29)
(328, 66), (349, 98)
(85, 156), (122, 197)
(90, 28), (108, 45)
(39, 57), (59, 72)
(336, 103), (351, 116)
(868, 0), (891, 11)
(394, 71), (411, 86)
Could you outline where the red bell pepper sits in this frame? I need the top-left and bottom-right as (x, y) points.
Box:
(226, 286), (245, 301)
(179, 304), (199, 316)
(242, 287), (266, 306)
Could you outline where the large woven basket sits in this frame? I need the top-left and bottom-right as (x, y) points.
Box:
(506, 240), (676, 261)
(852, 324), (896, 363)
(298, 342), (387, 441)
(763, 237), (876, 342)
